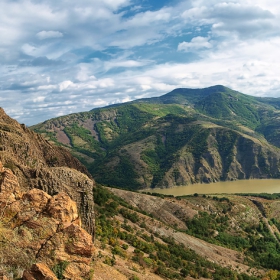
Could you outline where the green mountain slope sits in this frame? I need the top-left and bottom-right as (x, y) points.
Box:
(31, 85), (280, 189)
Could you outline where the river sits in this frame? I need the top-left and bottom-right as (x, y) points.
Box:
(148, 179), (280, 196)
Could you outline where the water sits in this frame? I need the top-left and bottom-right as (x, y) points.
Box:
(148, 179), (280, 196)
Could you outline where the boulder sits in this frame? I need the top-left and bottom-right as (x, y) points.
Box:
(22, 263), (58, 280)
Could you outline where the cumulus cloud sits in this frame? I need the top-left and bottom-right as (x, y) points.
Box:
(36, 31), (63, 40)
(178, 37), (212, 52)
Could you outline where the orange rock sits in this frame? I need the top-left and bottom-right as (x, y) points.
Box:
(22, 263), (58, 280)
(63, 262), (94, 280)
(0, 109), (95, 236)
(47, 192), (79, 229)
(0, 167), (22, 203)
(0, 159), (95, 280)
(63, 224), (94, 257)
(22, 189), (51, 212)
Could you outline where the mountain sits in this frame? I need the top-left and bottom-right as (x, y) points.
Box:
(31, 85), (280, 190)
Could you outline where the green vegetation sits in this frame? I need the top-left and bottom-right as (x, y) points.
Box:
(94, 185), (261, 280)
(196, 91), (260, 129)
(32, 129), (60, 144)
(132, 103), (189, 117)
(181, 197), (280, 272)
(238, 193), (280, 200)
(52, 261), (69, 280)
(216, 129), (239, 177)
(64, 123), (105, 157)
(91, 154), (142, 189)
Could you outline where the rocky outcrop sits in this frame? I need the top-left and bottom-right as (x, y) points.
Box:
(22, 263), (58, 280)
(28, 167), (95, 236)
(0, 161), (94, 279)
(0, 108), (94, 236)
(0, 108), (89, 176)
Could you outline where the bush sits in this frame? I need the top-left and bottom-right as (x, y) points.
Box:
(52, 261), (69, 279)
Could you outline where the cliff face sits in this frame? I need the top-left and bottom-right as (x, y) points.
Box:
(159, 128), (280, 187)
(0, 161), (94, 279)
(0, 108), (90, 176)
(0, 108), (94, 236)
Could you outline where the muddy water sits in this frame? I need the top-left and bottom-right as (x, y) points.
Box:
(149, 179), (280, 196)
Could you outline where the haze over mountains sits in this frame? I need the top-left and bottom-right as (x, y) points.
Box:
(32, 85), (280, 190)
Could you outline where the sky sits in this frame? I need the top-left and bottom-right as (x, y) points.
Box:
(1, 0), (280, 125)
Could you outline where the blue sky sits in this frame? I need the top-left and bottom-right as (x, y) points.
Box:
(1, 0), (280, 125)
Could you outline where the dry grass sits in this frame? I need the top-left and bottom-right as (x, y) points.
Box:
(0, 221), (35, 279)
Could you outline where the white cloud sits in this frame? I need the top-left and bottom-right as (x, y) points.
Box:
(178, 37), (212, 52)
(21, 44), (37, 56)
(182, 1), (277, 39)
(92, 99), (108, 106)
(96, 0), (131, 11)
(104, 59), (151, 71)
(33, 96), (46, 102)
(59, 80), (74, 91)
(125, 9), (171, 27)
(36, 31), (63, 40)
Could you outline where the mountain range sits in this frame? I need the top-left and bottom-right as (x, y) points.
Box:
(32, 85), (280, 190)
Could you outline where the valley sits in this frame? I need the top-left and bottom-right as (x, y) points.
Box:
(93, 185), (280, 280)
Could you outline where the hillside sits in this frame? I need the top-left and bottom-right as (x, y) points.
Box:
(31, 85), (280, 190)
(92, 184), (280, 280)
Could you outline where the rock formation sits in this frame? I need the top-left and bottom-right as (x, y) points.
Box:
(0, 160), (94, 279)
(0, 107), (94, 236)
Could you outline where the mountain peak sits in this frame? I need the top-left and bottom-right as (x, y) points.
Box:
(206, 84), (228, 91)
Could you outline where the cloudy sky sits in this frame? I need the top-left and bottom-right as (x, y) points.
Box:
(1, 0), (280, 125)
